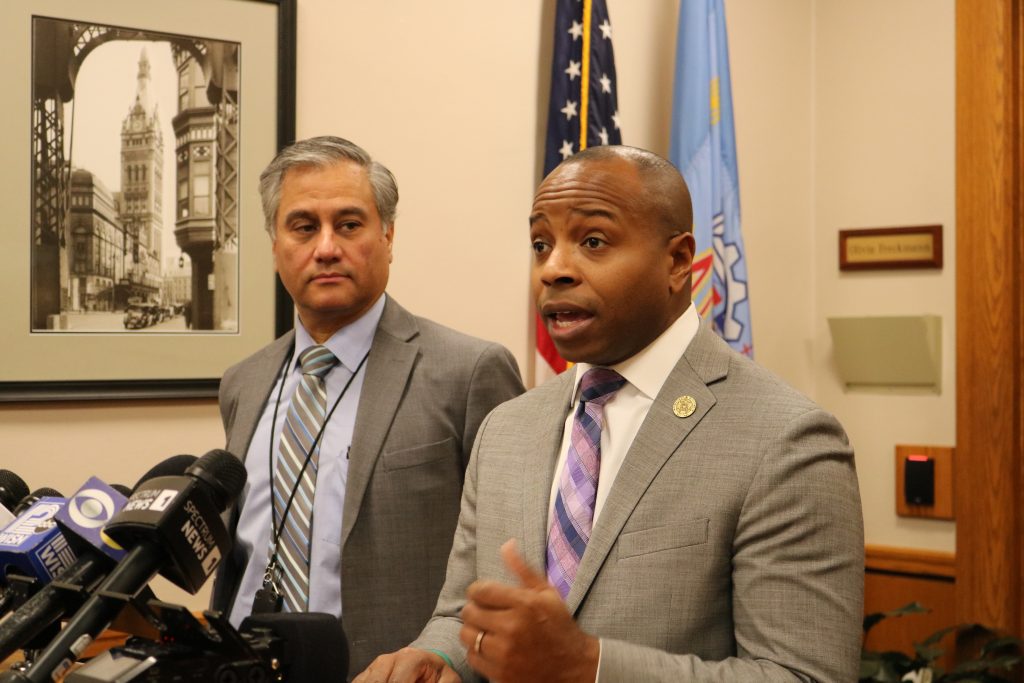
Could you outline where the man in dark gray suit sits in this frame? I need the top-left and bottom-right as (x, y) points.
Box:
(212, 136), (524, 675)
(356, 146), (863, 682)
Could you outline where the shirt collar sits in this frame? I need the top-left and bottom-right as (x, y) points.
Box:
(293, 293), (387, 373)
(569, 302), (700, 406)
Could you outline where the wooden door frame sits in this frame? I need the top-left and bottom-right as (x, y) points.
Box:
(955, 0), (1023, 635)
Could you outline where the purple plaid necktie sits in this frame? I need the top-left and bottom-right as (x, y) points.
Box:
(546, 367), (626, 599)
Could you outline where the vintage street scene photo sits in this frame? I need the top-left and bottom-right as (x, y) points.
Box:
(31, 17), (241, 333)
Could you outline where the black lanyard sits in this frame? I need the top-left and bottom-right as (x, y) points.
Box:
(262, 343), (369, 592)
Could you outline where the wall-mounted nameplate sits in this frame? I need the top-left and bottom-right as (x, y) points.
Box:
(838, 225), (943, 271)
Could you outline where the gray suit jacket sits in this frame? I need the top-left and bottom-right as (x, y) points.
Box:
(413, 322), (864, 682)
(212, 296), (524, 675)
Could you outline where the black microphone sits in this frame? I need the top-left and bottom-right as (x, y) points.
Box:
(0, 461), (192, 662)
(0, 460), (192, 642)
(0, 490), (73, 617)
(131, 454), (198, 493)
(61, 611), (349, 682)
(241, 612), (349, 682)
(0, 471), (32, 614)
(10, 488), (63, 517)
(0, 470), (30, 525)
(0, 450), (245, 683)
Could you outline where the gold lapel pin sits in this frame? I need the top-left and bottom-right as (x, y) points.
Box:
(672, 395), (697, 418)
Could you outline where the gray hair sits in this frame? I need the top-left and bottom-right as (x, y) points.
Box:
(258, 135), (399, 238)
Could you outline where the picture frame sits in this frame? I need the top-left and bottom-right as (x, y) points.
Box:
(0, 0), (296, 402)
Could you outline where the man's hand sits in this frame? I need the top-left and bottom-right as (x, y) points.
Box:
(459, 540), (600, 683)
(352, 647), (461, 683)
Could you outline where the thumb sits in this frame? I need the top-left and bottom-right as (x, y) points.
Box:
(501, 538), (548, 590)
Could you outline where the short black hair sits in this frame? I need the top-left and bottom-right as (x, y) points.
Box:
(561, 145), (693, 237)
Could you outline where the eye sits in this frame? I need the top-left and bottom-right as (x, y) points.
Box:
(338, 221), (361, 232)
(582, 236), (605, 249)
(293, 222), (317, 234)
(531, 239), (550, 254)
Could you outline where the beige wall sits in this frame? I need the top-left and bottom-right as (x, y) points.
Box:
(812, 0), (956, 552)
(0, 0), (956, 610)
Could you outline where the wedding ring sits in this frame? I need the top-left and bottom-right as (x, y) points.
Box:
(474, 629), (486, 655)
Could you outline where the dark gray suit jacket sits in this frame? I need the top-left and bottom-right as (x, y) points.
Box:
(212, 296), (524, 675)
(413, 322), (864, 682)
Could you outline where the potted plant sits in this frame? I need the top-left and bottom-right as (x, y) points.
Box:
(860, 602), (1021, 682)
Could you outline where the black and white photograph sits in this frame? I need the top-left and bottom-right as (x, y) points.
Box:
(1, 0), (286, 399)
(31, 17), (241, 334)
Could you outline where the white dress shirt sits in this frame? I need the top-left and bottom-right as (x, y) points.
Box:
(545, 303), (699, 683)
(547, 303), (700, 529)
(228, 294), (385, 625)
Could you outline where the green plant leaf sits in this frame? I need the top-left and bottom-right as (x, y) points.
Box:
(919, 624), (960, 647)
(915, 644), (944, 662)
(861, 605), (1021, 682)
(951, 659), (990, 673)
(982, 655), (1021, 670)
(878, 651), (915, 667)
(864, 602), (930, 634)
(980, 637), (1023, 656)
(876, 659), (910, 682)
(949, 656), (1020, 675)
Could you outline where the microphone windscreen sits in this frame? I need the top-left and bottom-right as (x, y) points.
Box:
(132, 455), (197, 492)
(186, 450), (245, 512)
(13, 488), (63, 516)
(0, 472), (29, 511)
(240, 612), (348, 682)
(26, 487), (61, 499)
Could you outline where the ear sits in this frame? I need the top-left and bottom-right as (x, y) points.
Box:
(667, 231), (695, 295)
(385, 223), (395, 263)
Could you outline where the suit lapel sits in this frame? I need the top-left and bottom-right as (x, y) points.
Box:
(230, 332), (295, 463)
(521, 374), (577, 573)
(564, 324), (731, 614)
(341, 298), (419, 548)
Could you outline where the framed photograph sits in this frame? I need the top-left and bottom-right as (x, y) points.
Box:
(0, 0), (295, 401)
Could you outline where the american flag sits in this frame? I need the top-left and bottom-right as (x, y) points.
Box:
(536, 0), (622, 381)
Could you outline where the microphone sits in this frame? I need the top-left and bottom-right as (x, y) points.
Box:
(0, 471), (29, 527)
(0, 490), (73, 626)
(1, 450), (245, 683)
(0, 481), (127, 661)
(131, 455), (198, 493)
(241, 612), (349, 682)
(0, 491), (74, 591)
(11, 488), (62, 516)
(61, 611), (349, 682)
(0, 458), (198, 661)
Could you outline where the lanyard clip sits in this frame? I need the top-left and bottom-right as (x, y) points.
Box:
(253, 561), (283, 614)
(262, 560), (281, 593)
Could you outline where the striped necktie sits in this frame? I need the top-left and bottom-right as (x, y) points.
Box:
(546, 367), (626, 599)
(271, 344), (337, 612)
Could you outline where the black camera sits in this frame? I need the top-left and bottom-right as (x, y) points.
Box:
(63, 602), (346, 683)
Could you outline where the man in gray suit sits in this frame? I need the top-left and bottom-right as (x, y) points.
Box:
(356, 146), (863, 682)
(211, 136), (524, 675)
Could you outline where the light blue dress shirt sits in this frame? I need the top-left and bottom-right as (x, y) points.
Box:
(228, 294), (385, 626)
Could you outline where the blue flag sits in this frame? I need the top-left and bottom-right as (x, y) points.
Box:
(669, 0), (753, 357)
(538, 0), (622, 377)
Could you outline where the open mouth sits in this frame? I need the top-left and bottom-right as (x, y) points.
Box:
(549, 310), (591, 329)
(543, 307), (594, 338)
